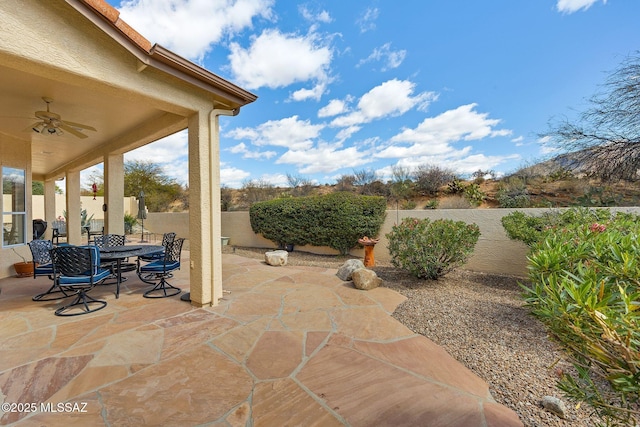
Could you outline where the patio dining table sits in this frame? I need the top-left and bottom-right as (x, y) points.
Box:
(99, 245), (163, 298)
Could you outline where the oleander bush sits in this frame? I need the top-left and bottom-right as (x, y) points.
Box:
(250, 192), (386, 255)
(386, 217), (480, 279)
(504, 208), (640, 425)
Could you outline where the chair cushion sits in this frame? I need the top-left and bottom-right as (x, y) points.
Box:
(34, 264), (54, 275)
(58, 268), (111, 285)
(139, 252), (164, 262)
(140, 261), (180, 273)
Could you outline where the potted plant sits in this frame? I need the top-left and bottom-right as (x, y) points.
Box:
(12, 248), (34, 278)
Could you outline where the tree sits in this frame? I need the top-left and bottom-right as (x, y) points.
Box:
(542, 52), (640, 181)
(286, 173), (314, 197)
(31, 181), (63, 195)
(353, 168), (387, 196)
(413, 164), (456, 196)
(389, 165), (414, 203)
(124, 160), (183, 212)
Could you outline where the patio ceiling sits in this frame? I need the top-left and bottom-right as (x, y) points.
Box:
(0, 62), (184, 181)
(0, 0), (256, 184)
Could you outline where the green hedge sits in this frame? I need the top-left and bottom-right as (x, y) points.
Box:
(250, 192), (387, 255)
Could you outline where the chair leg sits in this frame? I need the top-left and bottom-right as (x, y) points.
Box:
(33, 282), (74, 302)
(55, 289), (107, 316)
(143, 276), (181, 298)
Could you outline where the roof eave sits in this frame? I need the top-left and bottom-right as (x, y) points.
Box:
(66, 0), (257, 108)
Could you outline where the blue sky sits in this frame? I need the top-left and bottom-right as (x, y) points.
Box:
(95, 0), (640, 189)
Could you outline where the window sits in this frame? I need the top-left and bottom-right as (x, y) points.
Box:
(2, 167), (26, 247)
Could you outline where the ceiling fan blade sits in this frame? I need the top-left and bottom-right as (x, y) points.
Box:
(59, 124), (88, 139)
(61, 120), (96, 132)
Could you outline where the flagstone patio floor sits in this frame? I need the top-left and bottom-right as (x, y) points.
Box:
(0, 251), (523, 426)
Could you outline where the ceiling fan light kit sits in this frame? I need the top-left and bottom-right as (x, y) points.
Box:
(32, 122), (63, 136)
(30, 97), (96, 139)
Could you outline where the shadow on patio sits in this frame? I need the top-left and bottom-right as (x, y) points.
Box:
(0, 250), (522, 426)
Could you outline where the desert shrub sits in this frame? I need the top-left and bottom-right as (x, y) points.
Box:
(574, 186), (623, 207)
(464, 183), (486, 206)
(446, 177), (465, 195)
(496, 177), (531, 208)
(524, 213), (640, 425)
(386, 217), (480, 279)
(400, 200), (417, 210)
(123, 213), (137, 234)
(413, 164), (456, 196)
(250, 192), (386, 255)
(423, 199), (438, 209)
(501, 207), (612, 246)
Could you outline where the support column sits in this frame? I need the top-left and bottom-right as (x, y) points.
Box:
(187, 112), (212, 307)
(43, 179), (56, 240)
(208, 110), (234, 307)
(104, 153), (125, 235)
(65, 171), (82, 244)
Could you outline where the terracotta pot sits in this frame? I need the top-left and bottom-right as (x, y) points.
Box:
(13, 261), (33, 278)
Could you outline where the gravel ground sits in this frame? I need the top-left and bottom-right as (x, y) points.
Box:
(224, 247), (609, 426)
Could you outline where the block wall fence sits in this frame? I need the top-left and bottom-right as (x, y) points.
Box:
(221, 207), (640, 277)
(26, 196), (640, 277)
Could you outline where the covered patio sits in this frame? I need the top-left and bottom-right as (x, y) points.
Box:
(0, 251), (522, 426)
(0, 0), (256, 306)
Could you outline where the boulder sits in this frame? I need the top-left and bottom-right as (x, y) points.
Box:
(541, 396), (566, 419)
(264, 250), (288, 266)
(352, 268), (382, 290)
(336, 259), (365, 281)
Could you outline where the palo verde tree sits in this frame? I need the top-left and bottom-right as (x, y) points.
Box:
(542, 52), (640, 181)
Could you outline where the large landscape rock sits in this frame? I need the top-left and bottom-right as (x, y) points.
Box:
(336, 259), (365, 281)
(541, 396), (566, 419)
(352, 268), (382, 290)
(264, 250), (288, 266)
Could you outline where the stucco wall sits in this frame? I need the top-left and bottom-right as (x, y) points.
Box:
(221, 207), (640, 277)
(29, 195), (139, 220)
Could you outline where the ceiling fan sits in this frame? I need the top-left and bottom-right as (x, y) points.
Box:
(30, 97), (96, 139)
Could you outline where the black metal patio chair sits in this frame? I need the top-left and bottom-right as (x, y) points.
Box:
(137, 238), (184, 298)
(50, 245), (111, 316)
(28, 239), (71, 301)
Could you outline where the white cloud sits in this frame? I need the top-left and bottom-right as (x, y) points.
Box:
(356, 7), (379, 33)
(117, 0), (274, 62)
(376, 103), (511, 159)
(318, 99), (350, 118)
(277, 142), (372, 174)
(357, 43), (407, 71)
(335, 125), (361, 142)
(299, 6), (332, 24)
(228, 142), (277, 159)
(228, 29), (332, 91)
(395, 153), (521, 176)
(226, 115), (324, 150)
(556, 0), (606, 14)
(258, 172), (289, 186)
(330, 79), (437, 128)
(120, 131), (190, 185)
(221, 166), (251, 188)
(290, 80), (329, 102)
(126, 131), (188, 164)
(537, 136), (561, 155)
